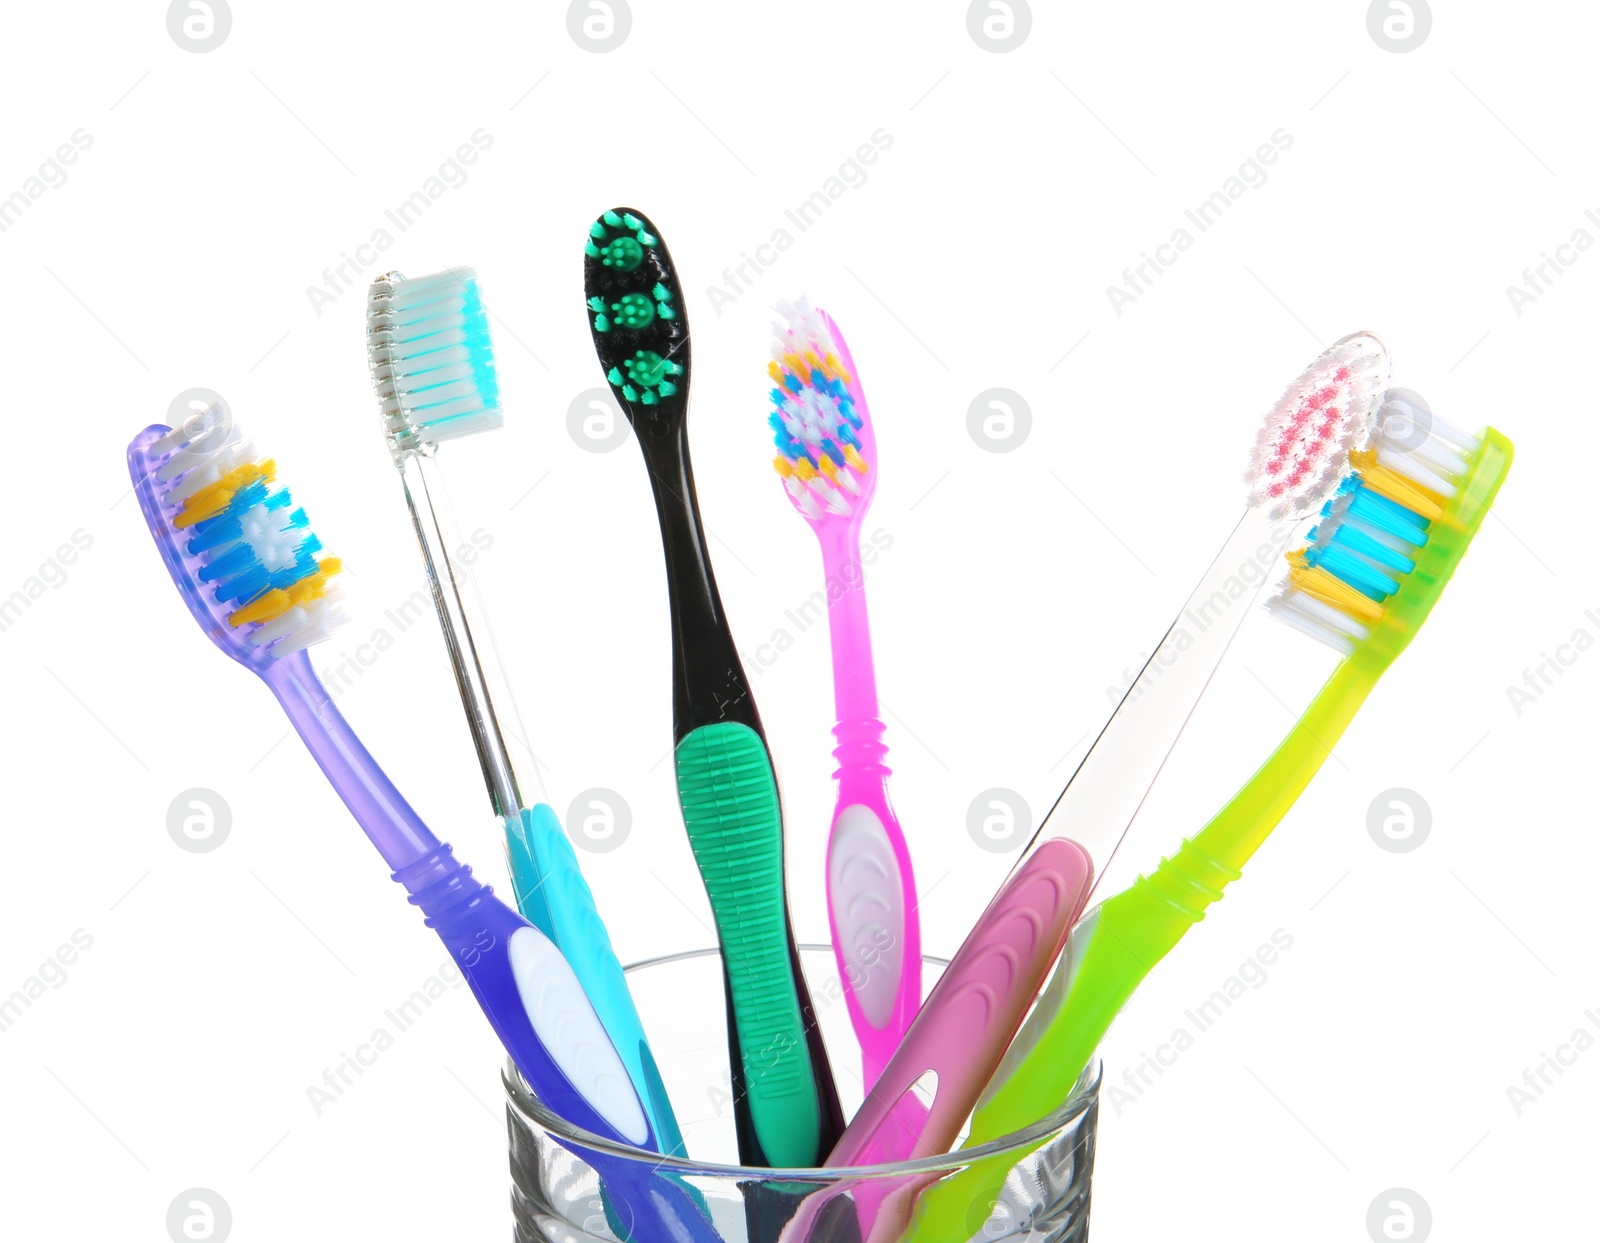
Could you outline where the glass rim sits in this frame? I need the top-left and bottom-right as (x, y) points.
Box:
(502, 946), (1102, 1179)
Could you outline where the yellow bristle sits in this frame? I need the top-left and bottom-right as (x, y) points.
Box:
(816, 455), (839, 480)
(773, 455), (794, 478)
(175, 459), (277, 528)
(227, 559), (342, 627)
(767, 360), (788, 387)
(784, 351), (810, 379)
(1348, 450), (1446, 522)
(843, 445), (869, 474)
(1286, 552), (1385, 622)
(793, 457), (817, 481)
(822, 352), (851, 385)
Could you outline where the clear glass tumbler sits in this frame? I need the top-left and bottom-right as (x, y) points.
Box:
(505, 947), (1099, 1242)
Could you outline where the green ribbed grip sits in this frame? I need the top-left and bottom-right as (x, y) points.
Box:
(674, 721), (820, 1167)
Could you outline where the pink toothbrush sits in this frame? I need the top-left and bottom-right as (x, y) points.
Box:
(767, 300), (925, 1131)
(778, 835), (1093, 1242)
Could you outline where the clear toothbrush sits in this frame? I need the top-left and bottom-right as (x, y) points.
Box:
(127, 410), (718, 1241)
(765, 298), (926, 1130)
(365, 267), (685, 1155)
(825, 333), (1393, 1183)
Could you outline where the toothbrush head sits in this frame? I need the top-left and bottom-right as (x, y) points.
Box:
(128, 405), (347, 672)
(1266, 388), (1512, 659)
(1247, 332), (1390, 520)
(367, 268), (502, 456)
(767, 297), (876, 522)
(582, 208), (689, 429)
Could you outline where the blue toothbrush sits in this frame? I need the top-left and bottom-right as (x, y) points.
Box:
(365, 267), (685, 1155)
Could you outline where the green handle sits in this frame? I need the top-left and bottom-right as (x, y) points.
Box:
(903, 660), (1377, 1242)
(675, 720), (825, 1168)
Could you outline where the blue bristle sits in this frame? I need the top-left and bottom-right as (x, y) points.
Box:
(835, 422), (861, 450)
(1307, 544), (1400, 601)
(1331, 523), (1415, 576)
(189, 479), (326, 605)
(770, 388), (788, 408)
(772, 427), (807, 461)
(782, 373), (802, 395)
(1347, 486), (1429, 541)
(820, 441), (845, 467)
(458, 280), (501, 412)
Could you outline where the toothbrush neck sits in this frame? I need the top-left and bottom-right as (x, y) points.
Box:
(817, 520), (884, 778)
(1190, 653), (1378, 872)
(264, 649), (442, 871)
(636, 419), (761, 740)
(396, 450), (527, 816)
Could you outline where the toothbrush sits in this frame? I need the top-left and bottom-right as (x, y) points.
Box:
(582, 207), (844, 1169)
(824, 334), (1392, 1178)
(904, 399), (1514, 1243)
(127, 410), (716, 1242)
(364, 267), (685, 1156)
(765, 298), (924, 1108)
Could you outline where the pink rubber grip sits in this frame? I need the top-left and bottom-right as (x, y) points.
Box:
(826, 836), (1093, 1167)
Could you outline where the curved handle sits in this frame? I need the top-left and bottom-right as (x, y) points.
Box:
(515, 803), (688, 1157)
(827, 837), (1093, 1167)
(826, 791), (923, 1089)
(505, 924), (650, 1147)
(676, 720), (837, 1168)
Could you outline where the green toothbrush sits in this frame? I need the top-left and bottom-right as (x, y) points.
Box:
(905, 407), (1512, 1241)
(581, 207), (843, 1169)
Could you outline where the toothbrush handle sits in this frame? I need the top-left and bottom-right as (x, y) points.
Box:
(264, 650), (440, 870)
(818, 522), (924, 1089)
(826, 836), (1093, 1167)
(267, 660), (715, 1239)
(261, 652), (645, 1140)
(901, 660), (1380, 1243)
(640, 421), (762, 735)
(638, 423), (842, 1166)
(393, 845), (651, 1146)
(675, 721), (835, 1169)
(508, 803), (689, 1157)
(403, 851), (719, 1242)
(827, 730), (923, 1090)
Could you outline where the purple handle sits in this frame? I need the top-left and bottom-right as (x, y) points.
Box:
(264, 651), (440, 870)
(827, 837), (1093, 1166)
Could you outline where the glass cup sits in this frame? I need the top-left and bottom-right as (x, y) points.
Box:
(505, 947), (1099, 1242)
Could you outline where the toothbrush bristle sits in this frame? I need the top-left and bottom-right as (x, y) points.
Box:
(367, 268), (502, 454)
(149, 407), (347, 658)
(768, 297), (870, 520)
(1265, 388), (1475, 655)
(1247, 332), (1390, 519)
(583, 208), (688, 413)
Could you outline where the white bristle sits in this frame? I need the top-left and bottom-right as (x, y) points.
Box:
(1371, 389), (1472, 497)
(1247, 332), (1391, 519)
(249, 592), (348, 655)
(367, 267), (502, 455)
(784, 473), (824, 519)
(1265, 588), (1364, 656)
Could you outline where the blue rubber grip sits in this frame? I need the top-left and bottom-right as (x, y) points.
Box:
(507, 803), (688, 1159)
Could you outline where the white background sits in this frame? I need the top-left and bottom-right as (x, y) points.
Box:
(1, 1), (1594, 1239)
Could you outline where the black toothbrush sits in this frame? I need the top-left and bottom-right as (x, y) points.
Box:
(581, 207), (844, 1172)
